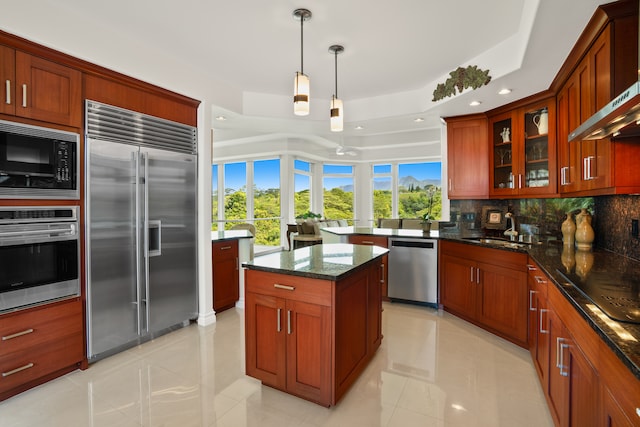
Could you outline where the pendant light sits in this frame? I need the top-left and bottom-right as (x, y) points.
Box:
(293, 9), (312, 116)
(329, 45), (344, 132)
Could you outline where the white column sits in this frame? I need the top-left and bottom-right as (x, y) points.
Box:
(197, 100), (215, 326)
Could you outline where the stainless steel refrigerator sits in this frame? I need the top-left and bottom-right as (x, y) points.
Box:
(85, 101), (198, 361)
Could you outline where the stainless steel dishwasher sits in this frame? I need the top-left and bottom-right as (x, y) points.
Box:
(388, 238), (438, 306)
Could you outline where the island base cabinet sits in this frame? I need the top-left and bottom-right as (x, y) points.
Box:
(244, 260), (382, 407)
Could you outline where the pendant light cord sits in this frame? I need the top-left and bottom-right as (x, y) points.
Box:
(300, 17), (304, 74)
(334, 50), (338, 98)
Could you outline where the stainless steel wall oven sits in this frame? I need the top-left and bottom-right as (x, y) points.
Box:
(0, 120), (79, 199)
(0, 206), (80, 313)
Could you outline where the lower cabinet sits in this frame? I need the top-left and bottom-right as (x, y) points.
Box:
(212, 239), (239, 312)
(0, 298), (84, 401)
(244, 259), (382, 407)
(440, 241), (528, 347)
(347, 235), (388, 299)
(527, 263), (550, 386)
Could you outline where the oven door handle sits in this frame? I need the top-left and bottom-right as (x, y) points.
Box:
(0, 225), (76, 239)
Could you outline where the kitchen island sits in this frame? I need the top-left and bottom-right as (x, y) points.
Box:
(243, 243), (387, 407)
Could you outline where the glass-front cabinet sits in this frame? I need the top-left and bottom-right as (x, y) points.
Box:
(489, 98), (556, 197)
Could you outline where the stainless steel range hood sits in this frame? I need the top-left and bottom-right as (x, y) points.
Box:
(568, 81), (640, 141)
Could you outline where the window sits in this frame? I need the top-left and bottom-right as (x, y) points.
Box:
(254, 159), (280, 246)
(323, 164), (353, 220)
(294, 160), (311, 217)
(372, 162), (442, 221)
(212, 164), (218, 230)
(223, 162), (247, 227)
(373, 164), (392, 220)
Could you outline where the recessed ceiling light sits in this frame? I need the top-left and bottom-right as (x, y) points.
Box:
(414, 118), (425, 123)
(469, 101), (481, 107)
(498, 88), (512, 95)
(355, 125), (364, 130)
(215, 115), (227, 121)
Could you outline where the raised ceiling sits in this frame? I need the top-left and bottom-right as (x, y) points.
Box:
(0, 0), (611, 153)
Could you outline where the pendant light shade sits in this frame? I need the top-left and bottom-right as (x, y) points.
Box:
(293, 9), (311, 116)
(329, 45), (344, 132)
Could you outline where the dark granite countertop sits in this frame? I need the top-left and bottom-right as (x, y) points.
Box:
(243, 243), (388, 281)
(322, 226), (640, 380)
(211, 230), (253, 242)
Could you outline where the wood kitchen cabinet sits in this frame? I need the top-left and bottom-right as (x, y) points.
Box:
(245, 258), (382, 407)
(488, 98), (557, 198)
(212, 239), (239, 312)
(555, 2), (640, 196)
(0, 298), (84, 401)
(348, 235), (388, 300)
(445, 114), (489, 199)
(0, 46), (81, 127)
(440, 241), (528, 347)
(526, 261), (549, 386)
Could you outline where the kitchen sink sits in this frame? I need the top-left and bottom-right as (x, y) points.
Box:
(462, 237), (528, 249)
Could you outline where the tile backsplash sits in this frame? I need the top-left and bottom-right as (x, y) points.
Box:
(451, 195), (640, 261)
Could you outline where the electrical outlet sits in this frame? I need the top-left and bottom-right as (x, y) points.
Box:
(632, 219), (639, 238)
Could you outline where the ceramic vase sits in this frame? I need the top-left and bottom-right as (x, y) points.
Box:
(561, 212), (576, 246)
(574, 209), (595, 250)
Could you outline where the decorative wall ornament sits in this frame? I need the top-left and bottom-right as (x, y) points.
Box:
(432, 65), (492, 102)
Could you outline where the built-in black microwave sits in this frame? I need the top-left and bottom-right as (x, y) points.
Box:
(0, 119), (79, 199)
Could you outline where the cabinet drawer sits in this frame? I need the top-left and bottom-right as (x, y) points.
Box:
(0, 332), (83, 394)
(0, 299), (82, 356)
(245, 270), (331, 306)
(348, 235), (388, 248)
(526, 260), (548, 298)
(212, 240), (239, 260)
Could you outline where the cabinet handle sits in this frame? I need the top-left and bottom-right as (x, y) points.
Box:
(526, 264), (537, 271)
(274, 284), (295, 291)
(529, 290), (537, 311)
(220, 245), (232, 250)
(448, 178), (452, 192)
(277, 308), (282, 332)
(4, 80), (10, 105)
(235, 257), (239, 270)
(287, 310), (292, 335)
(476, 267), (480, 284)
(560, 166), (568, 186)
(636, 408), (640, 418)
(559, 342), (569, 377)
(380, 264), (385, 284)
(2, 362), (34, 377)
(518, 174), (522, 189)
(470, 266), (474, 282)
(539, 309), (549, 334)
(21, 84), (27, 108)
(361, 240), (374, 245)
(2, 328), (34, 341)
(534, 276), (547, 285)
(583, 156), (595, 180)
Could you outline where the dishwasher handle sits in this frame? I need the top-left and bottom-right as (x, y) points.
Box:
(390, 240), (435, 249)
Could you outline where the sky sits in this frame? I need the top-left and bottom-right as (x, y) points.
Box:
(215, 160), (442, 192)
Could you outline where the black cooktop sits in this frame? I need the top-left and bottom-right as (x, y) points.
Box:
(557, 269), (640, 324)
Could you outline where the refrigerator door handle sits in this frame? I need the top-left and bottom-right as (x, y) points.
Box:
(134, 150), (143, 336)
(142, 151), (150, 334)
(148, 220), (162, 257)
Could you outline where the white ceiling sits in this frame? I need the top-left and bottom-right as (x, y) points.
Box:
(0, 0), (612, 155)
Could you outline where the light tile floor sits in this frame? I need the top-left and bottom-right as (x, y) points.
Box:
(0, 303), (554, 426)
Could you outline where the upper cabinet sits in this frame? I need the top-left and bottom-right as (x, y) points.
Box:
(445, 114), (489, 199)
(555, 1), (640, 196)
(489, 98), (557, 198)
(0, 46), (81, 127)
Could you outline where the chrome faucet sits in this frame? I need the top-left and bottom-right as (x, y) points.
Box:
(504, 212), (518, 240)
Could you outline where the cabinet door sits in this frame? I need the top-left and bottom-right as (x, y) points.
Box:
(489, 111), (517, 196)
(14, 51), (81, 127)
(348, 236), (388, 299)
(603, 387), (636, 427)
(520, 100), (557, 196)
(368, 260), (383, 351)
(566, 340), (600, 427)
(557, 79), (581, 193)
(244, 292), (286, 390)
(535, 294), (550, 386)
(446, 116), (488, 199)
(286, 299), (331, 405)
(548, 309), (569, 427)
(0, 45), (15, 116)
(212, 241), (239, 311)
(477, 261), (527, 345)
(440, 253), (477, 319)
